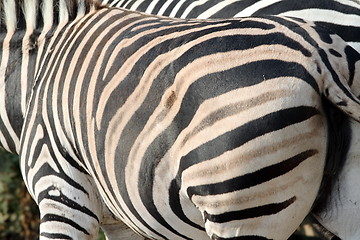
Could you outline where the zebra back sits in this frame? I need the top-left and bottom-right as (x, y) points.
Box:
(102, 0), (360, 53)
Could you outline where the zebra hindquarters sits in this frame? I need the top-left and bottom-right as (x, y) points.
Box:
(176, 78), (328, 239)
(313, 118), (360, 240)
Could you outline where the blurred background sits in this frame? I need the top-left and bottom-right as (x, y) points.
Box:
(0, 148), (321, 239)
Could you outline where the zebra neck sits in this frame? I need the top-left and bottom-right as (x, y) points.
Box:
(0, 0), (102, 153)
(0, 0), (102, 33)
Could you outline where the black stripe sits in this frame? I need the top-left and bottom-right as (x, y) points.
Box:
(182, 0), (220, 18)
(212, 234), (271, 240)
(314, 22), (360, 44)
(345, 45), (360, 87)
(5, 31), (25, 139)
(173, 0), (200, 18)
(153, 0), (168, 14)
(137, 0), (155, 13)
(263, 16), (323, 48)
(123, 0), (141, 9)
(177, 30), (313, 60)
(32, 162), (88, 200)
(187, 150), (317, 198)
(15, 1), (26, 30)
(52, 0), (60, 26)
(179, 106), (320, 173)
(38, 186), (99, 222)
(0, 118), (16, 153)
(204, 197), (296, 223)
(119, 0), (131, 7)
(162, 0), (183, 16)
(40, 232), (72, 239)
(41, 214), (89, 235)
(168, 179), (205, 231)
(209, 0), (261, 19)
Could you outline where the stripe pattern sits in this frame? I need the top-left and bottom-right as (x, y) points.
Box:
(102, 0), (360, 53)
(2, 0), (360, 239)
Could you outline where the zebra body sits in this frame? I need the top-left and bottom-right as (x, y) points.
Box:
(103, 0), (360, 53)
(102, 0), (360, 238)
(2, 0), (360, 239)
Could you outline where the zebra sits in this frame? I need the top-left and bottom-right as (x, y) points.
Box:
(100, 0), (360, 238)
(101, 0), (360, 53)
(101, 0), (360, 238)
(2, 0), (360, 239)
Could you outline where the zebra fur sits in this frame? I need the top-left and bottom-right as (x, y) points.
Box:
(99, 0), (360, 238)
(101, 0), (360, 53)
(2, 0), (360, 239)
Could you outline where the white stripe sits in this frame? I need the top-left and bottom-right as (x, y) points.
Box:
(41, 0), (54, 31)
(233, 0), (283, 18)
(279, 9), (360, 27)
(335, 0), (360, 8)
(21, 35), (31, 116)
(158, 0), (175, 16)
(77, 0), (86, 17)
(145, 0), (161, 14)
(113, 0), (127, 7)
(34, 1), (54, 84)
(169, 0), (188, 17)
(3, 0), (17, 32)
(180, 0), (212, 18)
(23, 0), (38, 30)
(129, 0), (146, 11)
(21, 0), (38, 116)
(59, 0), (70, 23)
(349, 42), (360, 53)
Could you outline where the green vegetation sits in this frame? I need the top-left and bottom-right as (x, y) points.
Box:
(0, 148), (39, 239)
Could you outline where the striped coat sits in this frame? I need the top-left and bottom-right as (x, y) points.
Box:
(1, 0), (360, 239)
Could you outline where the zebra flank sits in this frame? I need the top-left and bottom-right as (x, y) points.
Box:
(1, 0), (360, 239)
(99, 1), (360, 238)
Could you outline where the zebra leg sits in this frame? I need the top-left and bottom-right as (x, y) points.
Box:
(100, 201), (147, 240)
(313, 119), (360, 240)
(20, 140), (103, 239)
(101, 222), (148, 240)
(38, 170), (102, 239)
(309, 216), (340, 240)
(37, 171), (102, 239)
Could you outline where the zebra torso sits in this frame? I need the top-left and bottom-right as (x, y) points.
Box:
(103, 0), (360, 52)
(2, 1), (360, 239)
(100, 0), (360, 238)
